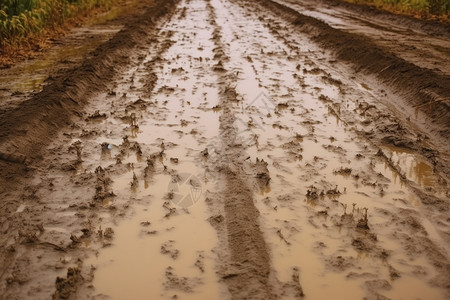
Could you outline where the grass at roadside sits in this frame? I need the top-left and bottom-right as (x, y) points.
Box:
(0, 0), (116, 67)
(339, 0), (449, 20)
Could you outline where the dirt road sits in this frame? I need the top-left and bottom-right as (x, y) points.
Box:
(0, 0), (449, 299)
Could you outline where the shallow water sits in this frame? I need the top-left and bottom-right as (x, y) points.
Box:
(210, 0), (449, 298)
(84, 0), (227, 298)
(32, 0), (447, 298)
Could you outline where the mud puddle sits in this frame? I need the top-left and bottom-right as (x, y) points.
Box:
(86, 173), (220, 299)
(211, 0), (449, 298)
(82, 0), (227, 298)
(1, 0), (448, 298)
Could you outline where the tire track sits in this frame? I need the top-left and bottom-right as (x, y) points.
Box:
(205, 1), (276, 298)
(246, 0), (450, 149)
(206, 0), (449, 298)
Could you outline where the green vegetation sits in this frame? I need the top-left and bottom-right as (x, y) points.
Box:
(342, 0), (449, 17)
(0, 0), (114, 47)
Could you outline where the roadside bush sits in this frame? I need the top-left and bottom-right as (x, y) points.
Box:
(428, 0), (449, 14)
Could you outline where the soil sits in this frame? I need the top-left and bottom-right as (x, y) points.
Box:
(0, 0), (449, 299)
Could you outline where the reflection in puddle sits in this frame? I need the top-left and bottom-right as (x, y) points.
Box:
(383, 145), (436, 188)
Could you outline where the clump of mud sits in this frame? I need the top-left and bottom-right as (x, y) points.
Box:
(93, 166), (115, 202)
(53, 267), (83, 300)
(164, 266), (202, 293)
(252, 158), (271, 191)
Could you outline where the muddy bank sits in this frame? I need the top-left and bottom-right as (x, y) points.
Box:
(276, 0), (450, 79)
(0, 0), (180, 298)
(0, 0), (148, 68)
(0, 0), (179, 166)
(0, 0), (158, 113)
(326, 0), (450, 36)
(254, 0), (450, 144)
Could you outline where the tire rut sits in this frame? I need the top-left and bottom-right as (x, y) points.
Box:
(205, 1), (276, 298)
(248, 0), (450, 147)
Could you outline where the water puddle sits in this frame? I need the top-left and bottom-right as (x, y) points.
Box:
(211, 0), (449, 298)
(86, 174), (221, 300)
(84, 0), (226, 298)
(381, 145), (437, 189)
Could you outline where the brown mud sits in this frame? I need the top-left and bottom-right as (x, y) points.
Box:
(278, 0), (450, 77)
(263, 0), (450, 145)
(309, 0), (450, 37)
(0, 0), (180, 298)
(0, 0), (449, 299)
(0, 0), (178, 165)
(204, 1), (275, 298)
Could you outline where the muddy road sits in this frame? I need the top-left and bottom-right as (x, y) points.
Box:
(0, 0), (449, 299)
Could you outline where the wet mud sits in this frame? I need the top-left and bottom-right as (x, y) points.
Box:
(279, 0), (450, 76)
(258, 0), (450, 149)
(0, 0), (449, 299)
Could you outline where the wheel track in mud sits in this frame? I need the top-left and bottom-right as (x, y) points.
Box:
(247, 0), (450, 231)
(0, 0), (180, 165)
(249, 0), (450, 147)
(0, 0), (181, 246)
(231, 0), (450, 247)
(204, 1), (276, 298)
(205, 0), (450, 298)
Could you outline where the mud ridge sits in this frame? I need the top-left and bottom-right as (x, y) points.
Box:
(251, 0), (450, 141)
(322, 0), (450, 37)
(0, 0), (180, 298)
(0, 0), (180, 166)
(205, 1), (276, 298)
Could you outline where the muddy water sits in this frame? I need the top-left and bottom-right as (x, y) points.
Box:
(20, 0), (447, 298)
(381, 145), (436, 188)
(210, 0), (449, 298)
(87, 174), (221, 299)
(84, 0), (228, 298)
